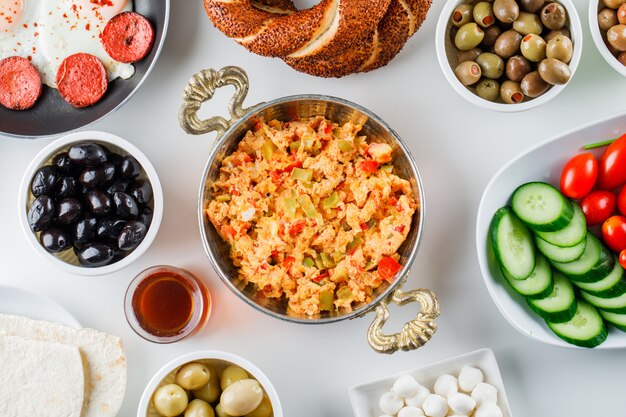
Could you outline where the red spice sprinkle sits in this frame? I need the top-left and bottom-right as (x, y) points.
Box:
(22, 23), (27, 28)
(27, 55), (32, 61)
(85, 23), (90, 30)
(34, 32), (39, 36)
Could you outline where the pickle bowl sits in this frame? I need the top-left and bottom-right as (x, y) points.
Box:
(588, 0), (626, 77)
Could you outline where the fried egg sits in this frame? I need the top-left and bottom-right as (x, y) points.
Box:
(0, 0), (134, 88)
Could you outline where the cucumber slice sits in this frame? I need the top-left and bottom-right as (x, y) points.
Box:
(512, 182), (574, 232)
(527, 272), (576, 323)
(490, 207), (536, 280)
(535, 204), (587, 248)
(580, 290), (626, 314)
(547, 301), (608, 348)
(551, 234), (615, 283)
(501, 254), (554, 299)
(535, 234), (586, 263)
(599, 310), (626, 332)
(574, 258), (626, 298)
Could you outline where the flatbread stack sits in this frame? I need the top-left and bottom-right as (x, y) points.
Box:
(0, 314), (126, 417)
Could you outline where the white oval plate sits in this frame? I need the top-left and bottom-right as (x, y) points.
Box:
(476, 112), (626, 349)
(0, 285), (80, 328)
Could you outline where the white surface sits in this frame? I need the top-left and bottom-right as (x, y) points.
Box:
(589, 0), (626, 78)
(476, 112), (626, 349)
(0, 285), (80, 327)
(1, 1), (626, 416)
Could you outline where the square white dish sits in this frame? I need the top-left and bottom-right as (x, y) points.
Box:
(349, 348), (512, 417)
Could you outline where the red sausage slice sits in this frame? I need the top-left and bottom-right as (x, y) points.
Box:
(56, 53), (108, 108)
(102, 12), (155, 63)
(0, 56), (42, 110)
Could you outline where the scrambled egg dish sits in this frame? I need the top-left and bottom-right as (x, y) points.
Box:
(206, 116), (417, 316)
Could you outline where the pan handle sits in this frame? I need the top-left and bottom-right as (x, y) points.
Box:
(367, 273), (439, 354)
(179, 66), (263, 140)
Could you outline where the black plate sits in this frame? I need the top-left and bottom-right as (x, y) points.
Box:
(0, 0), (169, 138)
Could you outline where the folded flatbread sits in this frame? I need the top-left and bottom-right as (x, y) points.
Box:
(0, 314), (126, 417)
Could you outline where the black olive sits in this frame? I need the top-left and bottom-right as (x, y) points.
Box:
(105, 180), (128, 196)
(52, 152), (73, 173)
(39, 227), (72, 253)
(113, 192), (139, 219)
(79, 167), (107, 189)
(119, 155), (141, 180)
(118, 221), (147, 250)
(73, 217), (98, 249)
(77, 243), (114, 267)
(55, 176), (78, 199)
(102, 162), (116, 183)
(107, 152), (124, 166)
(68, 143), (108, 166)
(97, 217), (127, 241)
(85, 190), (112, 216)
(54, 198), (82, 225)
(28, 195), (55, 232)
(127, 179), (153, 205)
(31, 165), (59, 197)
(139, 207), (153, 227)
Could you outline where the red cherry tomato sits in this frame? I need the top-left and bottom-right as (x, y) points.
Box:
(580, 190), (617, 226)
(560, 153), (598, 199)
(598, 133), (626, 190)
(618, 187), (626, 216)
(602, 215), (626, 253)
(620, 249), (626, 270)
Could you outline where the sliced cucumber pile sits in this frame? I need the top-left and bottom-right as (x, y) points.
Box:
(535, 203), (586, 248)
(501, 254), (553, 299)
(551, 234), (615, 283)
(547, 301), (608, 348)
(535, 234), (586, 263)
(512, 182), (574, 232)
(490, 207), (535, 280)
(527, 272), (577, 323)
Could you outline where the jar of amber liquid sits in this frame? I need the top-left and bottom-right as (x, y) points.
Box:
(124, 266), (210, 343)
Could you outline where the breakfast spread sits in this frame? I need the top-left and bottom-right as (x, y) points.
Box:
(597, 1), (626, 66)
(205, 116), (417, 315)
(203, 0), (433, 77)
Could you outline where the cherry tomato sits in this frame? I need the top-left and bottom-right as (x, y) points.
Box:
(378, 256), (402, 281)
(618, 187), (626, 216)
(620, 249), (626, 270)
(580, 190), (617, 226)
(602, 215), (626, 253)
(598, 133), (626, 190)
(560, 153), (598, 199)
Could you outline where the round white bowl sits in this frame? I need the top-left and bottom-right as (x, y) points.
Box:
(18, 131), (163, 276)
(138, 350), (283, 417)
(588, 0), (626, 77)
(435, 0), (583, 112)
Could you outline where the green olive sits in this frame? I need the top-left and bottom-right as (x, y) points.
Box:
(454, 61), (482, 85)
(220, 365), (249, 390)
(215, 404), (233, 417)
(544, 27), (571, 42)
(474, 2), (496, 27)
(605, 0), (626, 9)
(494, 29), (522, 58)
(455, 22), (485, 50)
(176, 363), (212, 391)
(244, 395), (273, 417)
(521, 71), (550, 97)
(608, 24), (626, 51)
(618, 51), (626, 65)
(452, 3), (474, 26)
(513, 11), (544, 35)
(457, 47), (483, 64)
(475, 79), (501, 101)
(605, 33), (621, 55)
(520, 33), (547, 62)
(185, 399), (216, 417)
(540, 2), (567, 31)
(481, 25), (502, 47)
(220, 379), (264, 417)
(506, 55), (532, 81)
(546, 35), (573, 63)
(519, 0), (545, 13)
(500, 80), (525, 103)
(618, 4), (626, 24)
(599, 8), (619, 31)
(476, 52), (505, 78)
(153, 384), (189, 417)
(538, 58), (571, 84)
(193, 366), (221, 404)
(493, 0), (519, 23)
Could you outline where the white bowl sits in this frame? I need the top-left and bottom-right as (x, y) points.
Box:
(18, 131), (163, 276)
(435, 0), (583, 112)
(349, 348), (513, 417)
(476, 111), (626, 349)
(138, 350), (283, 417)
(588, 0), (626, 77)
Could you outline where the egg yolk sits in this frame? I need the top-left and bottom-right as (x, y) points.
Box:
(75, 0), (128, 21)
(0, 0), (24, 34)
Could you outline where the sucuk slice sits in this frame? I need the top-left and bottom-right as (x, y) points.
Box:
(490, 206), (536, 280)
(599, 310), (626, 332)
(527, 271), (577, 323)
(501, 253), (554, 299)
(0, 56), (42, 110)
(574, 257), (626, 298)
(551, 234), (615, 283)
(102, 12), (155, 63)
(580, 289), (626, 314)
(56, 53), (108, 108)
(546, 300), (608, 348)
(535, 203), (587, 248)
(535, 234), (586, 263)
(511, 182), (574, 232)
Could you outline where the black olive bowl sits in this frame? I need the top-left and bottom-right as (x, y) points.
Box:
(18, 131), (163, 276)
(0, 0), (170, 138)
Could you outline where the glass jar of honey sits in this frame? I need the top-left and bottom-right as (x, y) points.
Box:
(124, 265), (210, 343)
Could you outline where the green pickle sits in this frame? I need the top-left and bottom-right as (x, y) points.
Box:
(320, 252), (336, 268)
(291, 168), (313, 182)
(337, 286), (354, 301)
(261, 140), (277, 160)
(284, 197), (297, 218)
(215, 195), (231, 202)
(319, 290), (334, 311)
(331, 266), (349, 282)
(337, 140), (353, 152)
(302, 257), (315, 268)
(321, 192), (340, 210)
(289, 140), (301, 152)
